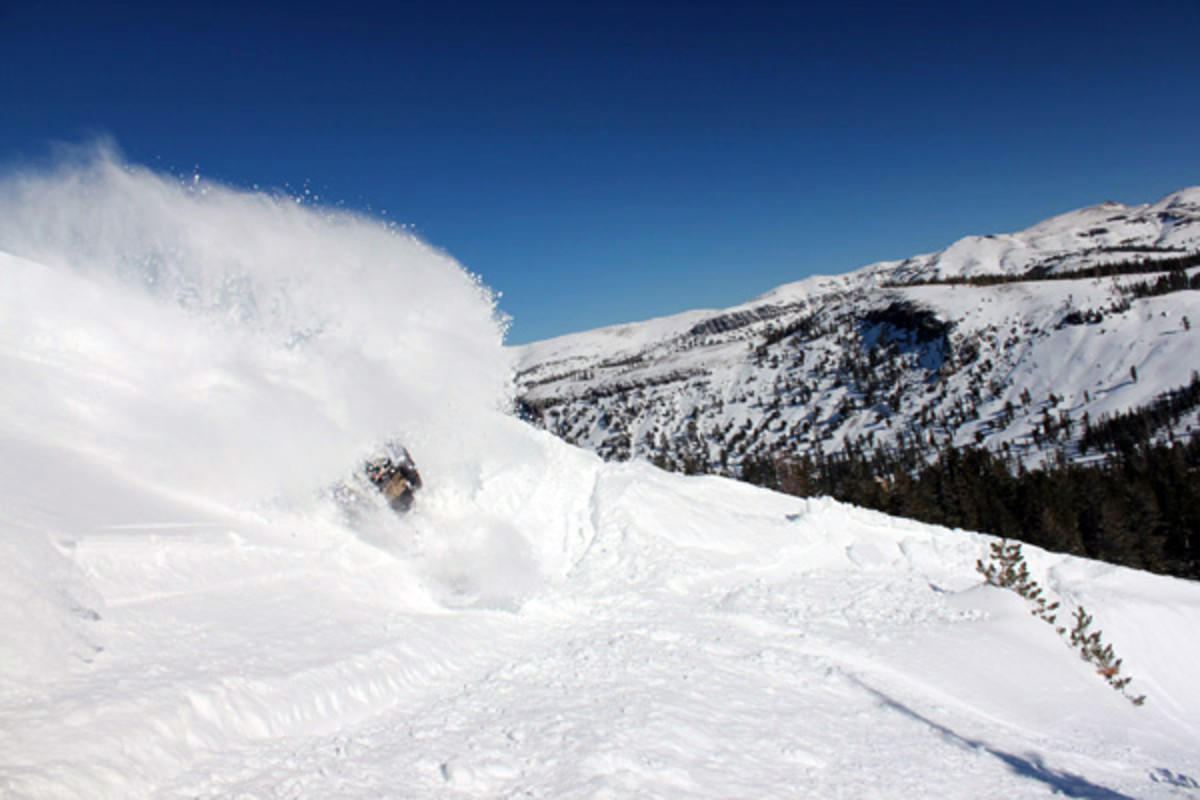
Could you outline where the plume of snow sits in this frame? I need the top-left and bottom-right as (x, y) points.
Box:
(0, 143), (512, 504)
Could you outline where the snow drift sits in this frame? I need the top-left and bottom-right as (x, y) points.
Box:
(2, 152), (1199, 799)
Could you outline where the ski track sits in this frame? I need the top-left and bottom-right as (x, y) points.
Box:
(5, 454), (1199, 799)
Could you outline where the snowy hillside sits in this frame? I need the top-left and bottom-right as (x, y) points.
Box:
(876, 186), (1200, 284)
(515, 188), (1200, 476)
(2, 156), (1200, 798)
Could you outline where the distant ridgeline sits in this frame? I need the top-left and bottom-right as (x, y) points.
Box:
(516, 190), (1200, 579)
(885, 248), (1200, 288)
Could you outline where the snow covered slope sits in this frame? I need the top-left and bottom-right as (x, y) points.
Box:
(515, 188), (1200, 473)
(2, 156), (1199, 798)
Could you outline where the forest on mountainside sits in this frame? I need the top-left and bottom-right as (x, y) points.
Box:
(891, 250), (1200, 288)
(739, 430), (1200, 581)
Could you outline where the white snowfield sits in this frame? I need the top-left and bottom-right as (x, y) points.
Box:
(2, 154), (1199, 798)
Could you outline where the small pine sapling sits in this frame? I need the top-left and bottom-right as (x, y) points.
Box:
(1067, 606), (1146, 706)
(1023, 580), (1060, 626)
(977, 539), (1144, 706)
(976, 540), (1030, 590)
(975, 540), (1060, 624)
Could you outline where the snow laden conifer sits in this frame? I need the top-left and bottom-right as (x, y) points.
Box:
(977, 540), (1145, 705)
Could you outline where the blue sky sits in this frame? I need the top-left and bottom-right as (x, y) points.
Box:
(2, 0), (1199, 343)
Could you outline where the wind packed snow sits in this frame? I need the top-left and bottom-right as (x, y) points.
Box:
(2, 153), (1199, 798)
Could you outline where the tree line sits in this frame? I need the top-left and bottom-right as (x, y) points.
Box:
(889, 250), (1200, 289)
(741, 439), (1200, 580)
(1120, 268), (1200, 301)
(1080, 372), (1200, 454)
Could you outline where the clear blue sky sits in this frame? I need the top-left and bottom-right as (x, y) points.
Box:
(3, 0), (1199, 343)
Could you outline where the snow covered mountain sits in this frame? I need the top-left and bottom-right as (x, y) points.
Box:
(2, 155), (1199, 798)
(515, 187), (1200, 475)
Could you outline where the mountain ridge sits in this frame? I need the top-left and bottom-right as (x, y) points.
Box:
(519, 185), (1200, 367)
(514, 186), (1200, 479)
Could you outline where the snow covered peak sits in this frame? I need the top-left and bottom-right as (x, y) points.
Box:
(876, 187), (1200, 285)
(519, 186), (1200, 375)
(526, 188), (1200, 350)
(1155, 184), (1200, 209)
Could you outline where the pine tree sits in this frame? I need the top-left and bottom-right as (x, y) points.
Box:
(977, 542), (1143, 705)
(976, 540), (1059, 622)
(1067, 606), (1145, 705)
